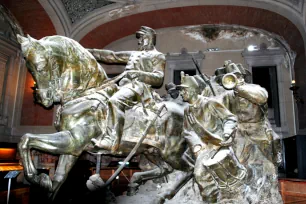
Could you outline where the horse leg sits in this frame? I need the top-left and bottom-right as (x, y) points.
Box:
(127, 154), (173, 196)
(18, 135), (37, 180)
(18, 125), (101, 197)
(49, 154), (78, 200)
(153, 171), (193, 204)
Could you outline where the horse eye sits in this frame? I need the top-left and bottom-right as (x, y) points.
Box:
(40, 70), (48, 76)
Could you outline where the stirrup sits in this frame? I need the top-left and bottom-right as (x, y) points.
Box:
(92, 135), (114, 151)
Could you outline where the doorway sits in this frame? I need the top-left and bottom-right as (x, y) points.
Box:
(252, 66), (280, 127)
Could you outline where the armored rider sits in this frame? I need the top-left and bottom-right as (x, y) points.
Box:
(88, 26), (166, 153)
(179, 72), (246, 202)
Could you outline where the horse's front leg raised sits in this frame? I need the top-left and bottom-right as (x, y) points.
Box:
(18, 124), (101, 198)
(18, 131), (78, 191)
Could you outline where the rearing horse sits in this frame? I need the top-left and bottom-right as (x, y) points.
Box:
(17, 34), (110, 197)
(20, 34), (108, 106)
(17, 34), (193, 202)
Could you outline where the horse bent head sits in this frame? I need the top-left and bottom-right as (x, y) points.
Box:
(18, 34), (109, 107)
(17, 34), (57, 108)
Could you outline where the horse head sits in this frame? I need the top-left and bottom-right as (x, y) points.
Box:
(17, 34), (58, 107)
(17, 34), (108, 108)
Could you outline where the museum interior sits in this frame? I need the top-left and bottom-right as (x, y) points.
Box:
(0, 0), (306, 203)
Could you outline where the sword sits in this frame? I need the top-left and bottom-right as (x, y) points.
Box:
(102, 104), (167, 187)
(7, 178), (11, 204)
(95, 153), (102, 175)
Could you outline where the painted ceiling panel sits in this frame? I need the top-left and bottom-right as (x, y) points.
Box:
(61, 0), (114, 23)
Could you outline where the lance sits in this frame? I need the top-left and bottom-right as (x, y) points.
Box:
(191, 56), (216, 96)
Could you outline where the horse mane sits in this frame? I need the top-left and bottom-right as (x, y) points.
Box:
(38, 35), (108, 95)
(41, 35), (96, 68)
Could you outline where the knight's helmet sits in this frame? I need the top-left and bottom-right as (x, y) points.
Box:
(136, 26), (157, 46)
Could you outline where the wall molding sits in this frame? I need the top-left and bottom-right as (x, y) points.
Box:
(38, 0), (306, 49)
(242, 45), (296, 138)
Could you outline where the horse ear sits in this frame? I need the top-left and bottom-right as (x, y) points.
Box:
(27, 34), (36, 42)
(17, 34), (28, 44)
(27, 34), (45, 51)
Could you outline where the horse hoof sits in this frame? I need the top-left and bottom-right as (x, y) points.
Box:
(151, 196), (165, 204)
(127, 183), (139, 196)
(87, 174), (105, 191)
(38, 173), (52, 192)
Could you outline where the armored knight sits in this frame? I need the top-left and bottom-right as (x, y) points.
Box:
(88, 26), (166, 152)
(179, 73), (246, 202)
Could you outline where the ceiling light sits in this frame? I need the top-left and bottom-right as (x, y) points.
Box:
(247, 45), (257, 51)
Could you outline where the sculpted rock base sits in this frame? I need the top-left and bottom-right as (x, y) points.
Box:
(113, 170), (282, 204)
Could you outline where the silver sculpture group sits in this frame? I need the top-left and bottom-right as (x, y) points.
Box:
(17, 26), (283, 203)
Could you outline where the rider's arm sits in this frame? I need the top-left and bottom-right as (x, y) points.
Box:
(208, 99), (237, 139)
(131, 54), (166, 87)
(234, 83), (268, 105)
(87, 49), (132, 64)
(184, 104), (223, 146)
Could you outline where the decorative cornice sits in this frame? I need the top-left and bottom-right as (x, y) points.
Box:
(166, 48), (205, 61)
(242, 46), (286, 67)
(274, 0), (304, 14)
(38, 0), (306, 45)
(0, 5), (24, 42)
(242, 47), (285, 57)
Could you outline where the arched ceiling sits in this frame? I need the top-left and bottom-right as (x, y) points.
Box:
(38, 0), (306, 44)
(2, 0), (305, 57)
(0, 0), (56, 39)
(2, 0), (306, 128)
(79, 6), (304, 53)
(1, 0), (305, 50)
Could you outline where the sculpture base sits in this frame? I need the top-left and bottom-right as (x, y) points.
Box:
(114, 171), (202, 204)
(112, 171), (283, 204)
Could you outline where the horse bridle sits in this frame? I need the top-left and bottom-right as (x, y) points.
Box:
(35, 77), (61, 101)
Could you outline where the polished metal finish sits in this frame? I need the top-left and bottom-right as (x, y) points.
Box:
(87, 26), (165, 153)
(179, 72), (247, 202)
(16, 30), (282, 203)
(222, 73), (238, 90)
(16, 28), (190, 201)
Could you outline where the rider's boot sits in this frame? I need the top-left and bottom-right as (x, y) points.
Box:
(93, 134), (113, 151)
(93, 125), (122, 153)
(94, 99), (124, 153)
(110, 122), (123, 153)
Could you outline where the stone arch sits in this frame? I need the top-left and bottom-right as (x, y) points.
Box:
(79, 6), (306, 131)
